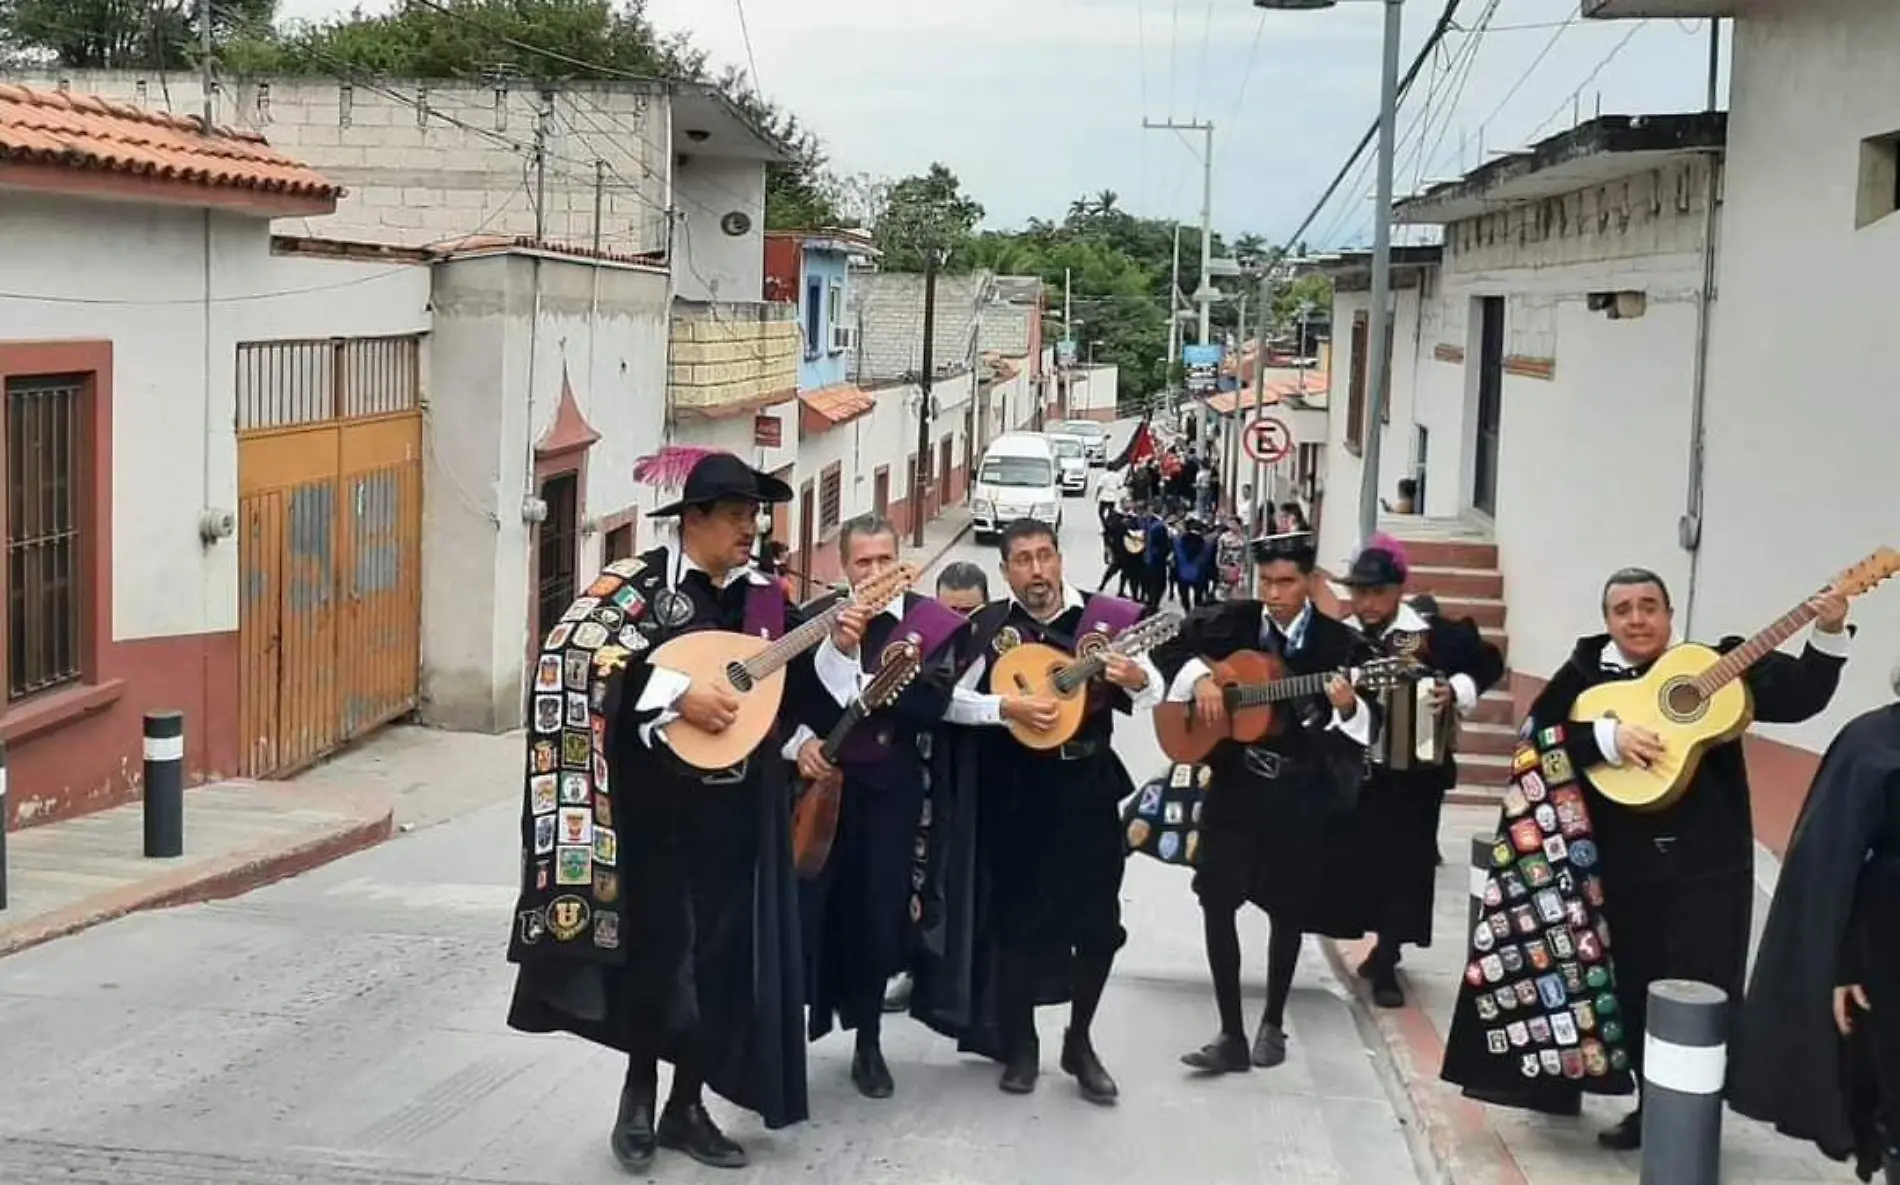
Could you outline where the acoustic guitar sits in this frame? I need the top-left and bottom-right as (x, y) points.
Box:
(1572, 547), (1900, 811)
(791, 639), (927, 880)
(654, 563), (919, 771)
(1152, 651), (1419, 764)
(990, 612), (1183, 750)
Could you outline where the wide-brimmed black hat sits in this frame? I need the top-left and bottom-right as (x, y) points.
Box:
(1339, 546), (1407, 588)
(647, 452), (793, 518)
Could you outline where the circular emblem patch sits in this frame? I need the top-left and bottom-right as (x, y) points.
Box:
(653, 589), (694, 628)
(547, 894), (591, 942)
(992, 626), (1022, 655)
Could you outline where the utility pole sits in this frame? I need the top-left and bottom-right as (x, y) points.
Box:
(592, 159), (605, 253)
(911, 249), (940, 549)
(1166, 224), (1182, 416)
(532, 92), (552, 243)
(1354, 0), (1404, 550)
(198, 0), (214, 128)
(1062, 267), (1073, 420)
(1227, 292), (1248, 516)
(1143, 118), (1215, 440)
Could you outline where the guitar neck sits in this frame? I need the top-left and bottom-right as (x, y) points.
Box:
(1689, 602), (1820, 697)
(746, 598), (863, 682)
(820, 701), (868, 764)
(1228, 668), (1340, 709)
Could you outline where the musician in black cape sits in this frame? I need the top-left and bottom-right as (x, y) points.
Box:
(1470, 565), (1849, 1149)
(505, 452), (845, 1172)
(1313, 537), (1505, 1009)
(795, 513), (963, 1100)
(1732, 689), (1900, 1183)
(910, 517), (1164, 1104)
(1150, 531), (1380, 1073)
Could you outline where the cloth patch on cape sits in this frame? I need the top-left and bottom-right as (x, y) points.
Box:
(1122, 762), (1208, 868)
(1456, 725), (1632, 1084)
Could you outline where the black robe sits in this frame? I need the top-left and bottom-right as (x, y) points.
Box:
(504, 547), (823, 1131)
(909, 593), (1141, 1061)
(1732, 702), (1900, 1182)
(1313, 608), (1505, 946)
(1149, 600), (1376, 922)
(797, 590), (960, 1042)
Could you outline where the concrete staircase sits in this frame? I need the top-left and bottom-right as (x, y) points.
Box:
(1387, 521), (1516, 806)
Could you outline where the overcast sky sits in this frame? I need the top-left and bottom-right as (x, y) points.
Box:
(280, 0), (1728, 246)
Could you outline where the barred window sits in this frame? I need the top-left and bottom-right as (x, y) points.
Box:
(7, 375), (86, 700)
(819, 463), (842, 531)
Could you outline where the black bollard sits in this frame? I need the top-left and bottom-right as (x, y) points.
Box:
(1468, 832), (1495, 939)
(0, 739), (9, 911)
(142, 711), (185, 859)
(1639, 979), (1727, 1185)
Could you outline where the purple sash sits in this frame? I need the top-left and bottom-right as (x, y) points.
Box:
(741, 577), (787, 641)
(837, 598), (969, 765)
(1078, 594), (1143, 641)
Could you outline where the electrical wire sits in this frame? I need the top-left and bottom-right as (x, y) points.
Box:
(733, 0), (762, 98)
(1520, 21), (1648, 144)
(1473, 15), (1576, 140)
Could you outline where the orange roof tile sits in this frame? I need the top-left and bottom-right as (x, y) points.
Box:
(798, 383), (876, 433)
(0, 83), (340, 212)
(1205, 373), (1328, 416)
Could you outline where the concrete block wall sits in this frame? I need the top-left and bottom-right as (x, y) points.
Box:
(668, 303), (800, 413)
(6, 70), (671, 253)
(853, 270), (991, 380)
(1442, 156), (1716, 277)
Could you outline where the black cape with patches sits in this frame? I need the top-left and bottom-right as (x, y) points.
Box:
(1732, 702), (1900, 1181)
(504, 546), (822, 1131)
(909, 594), (1140, 1060)
(794, 589), (962, 1043)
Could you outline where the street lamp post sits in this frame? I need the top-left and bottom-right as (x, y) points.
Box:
(1255, 0), (1403, 550)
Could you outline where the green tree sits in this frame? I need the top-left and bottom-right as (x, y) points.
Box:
(871, 163), (985, 272)
(1, 0), (274, 71)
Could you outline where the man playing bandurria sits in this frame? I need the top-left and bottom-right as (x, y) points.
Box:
(917, 517), (1164, 1103)
(1153, 531), (1378, 1073)
(798, 514), (963, 1100)
(1519, 566), (1849, 1149)
(1315, 536), (1505, 1009)
(506, 451), (851, 1172)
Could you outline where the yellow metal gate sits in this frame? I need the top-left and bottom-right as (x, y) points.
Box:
(236, 336), (423, 778)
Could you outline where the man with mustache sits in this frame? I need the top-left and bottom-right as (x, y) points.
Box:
(913, 518), (1163, 1104)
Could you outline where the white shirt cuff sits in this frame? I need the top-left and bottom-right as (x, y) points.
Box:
(1330, 698), (1374, 747)
(1167, 657), (1212, 703)
(814, 636), (865, 708)
(1126, 655), (1166, 712)
(1593, 718), (1624, 766)
(1809, 624), (1852, 659)
(782, 723), (816, 762)
(1449, 673), (1479, 717)
(634, 665), (692, 748)
(946, 686), (1004, 727)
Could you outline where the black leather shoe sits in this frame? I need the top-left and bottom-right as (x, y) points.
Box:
(999, 1040), (1040, 1095)
(656, 1100), (747, 1169)
(1060, 1028), (1119, 1105)
(1369, 966), (1405, 1009)
(1597, 1109), (1642, 1151)
(1180, 1032), (1251, 1074)
(851, 1044), (895, 1099)
(608, 1087), (656, 1172)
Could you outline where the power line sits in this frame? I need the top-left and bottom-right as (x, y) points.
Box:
(732, 0), (761, 97)
(1474, 15), (1576, 138)
(1192, 0), (1215, 120)
(1521, 21), (1648, 144)
(1168, 0), (1181, 118)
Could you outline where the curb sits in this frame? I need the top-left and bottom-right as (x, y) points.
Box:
(0, 802), (394, 961)
(1319, 935), (1532, 1185)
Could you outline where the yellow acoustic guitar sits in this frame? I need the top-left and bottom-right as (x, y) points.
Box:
(1572, 547), (1899, 811)
(990, 612), (1182, 750)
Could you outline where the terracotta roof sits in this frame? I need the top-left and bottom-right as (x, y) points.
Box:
(430, 233), (667, 268)
(798, 383), (876, 433)
(0, 83), (339, 210)
(1206, 373), (1328, 416)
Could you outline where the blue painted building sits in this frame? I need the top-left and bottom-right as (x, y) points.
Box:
(763, 228), (880, 392)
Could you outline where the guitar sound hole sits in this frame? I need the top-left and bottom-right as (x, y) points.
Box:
(726, 662), (755, 694)
(1661, 678), (1706, 723)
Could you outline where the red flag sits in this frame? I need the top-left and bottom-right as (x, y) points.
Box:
(1108, 416), (1155, 472)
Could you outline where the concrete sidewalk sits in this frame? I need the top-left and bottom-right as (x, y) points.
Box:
(0, 780), (392, 959)
(1319, 803), (1856, 1185)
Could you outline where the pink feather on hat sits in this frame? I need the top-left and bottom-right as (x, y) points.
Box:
(1362, 531), (1411, 581)
(632, 445), (725, 490)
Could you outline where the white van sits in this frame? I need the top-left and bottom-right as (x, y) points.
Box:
(1045, 433), (1090, 496)
(971, 433), (1061, 540)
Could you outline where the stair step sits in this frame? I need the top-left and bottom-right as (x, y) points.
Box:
(1481, 626), (1509, 660)
(1471, 690), (1515, 726)
(1459, 721), (1520, 756)
(1447, 785), (1508, 808)
(1409, 565), (1503, 599)
(1427, 595), (1506, 628)
(1401, 539), (1498, 570)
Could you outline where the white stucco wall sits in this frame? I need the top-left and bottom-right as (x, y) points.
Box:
(673, 155), (767, 303)
(0, 195), (431, 644)
(1316, 283), (1430, 569)
(421, 250), (669, 731)
(1694, 0), (1900, 752)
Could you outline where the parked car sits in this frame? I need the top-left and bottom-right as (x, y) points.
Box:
(1046, 433), (1090, 496)
(1054, 419), (1109, 465)
(971, 433), (1062, 540)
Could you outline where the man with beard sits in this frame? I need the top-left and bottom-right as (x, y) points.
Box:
(1153, 531), (1379, 1072)
(1507, 566), (1850, 1150)
(1314, 537), (1505, 1009)
(915, 517), (1163, 1103)
(797, 514), (965, 1100)
(1731, 679), (1900, 1183)
(506, 452), (852, 1171)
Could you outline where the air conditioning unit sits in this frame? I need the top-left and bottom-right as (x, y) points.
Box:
(830, 324), (856, 352)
